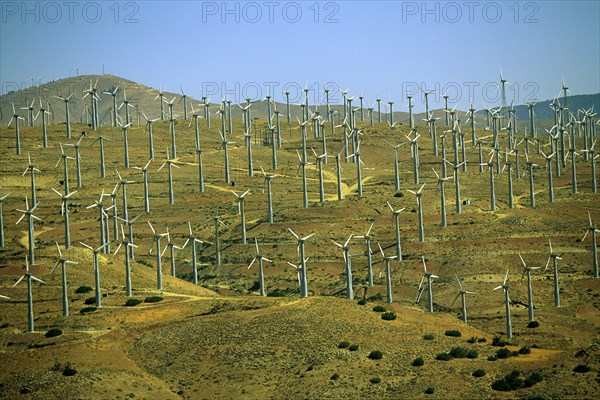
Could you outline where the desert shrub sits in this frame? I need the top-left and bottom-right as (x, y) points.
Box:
(423, 334), (435, 341)
(412, 357), (424, 366)
(62, 364), (77, 376)
(393, 191), (404, 198)
(369, 377), (381, 384)
(75, 286), (92, 294)
(492, 335), (509, 347)
(527, 320), (540, 328)
(523, 372), (543, 388)
(435, 352), (453, 361)
(450, 347), (478, 358)
(472, 369), (486, 377)
(357, 299), (367, 305)
(45, 328), (62, 338)
(381, 312), (397, 321)
(467, 336), (477, 343)
(491, 370), (543, 391)
(266, 289), (286, 297)
(487, 355), (498, 361)
(477, 337), (487, 343)
(367, 293), (384, 301)
(348, 344), (359, 351)
(330, 373), (339, 380)
(84, 297), (96, 305)
(425, 387), (435, 394)
(338, 341), (350, 349)
(144, 296), (163, 303)
(468, 349), (479, 359)
(80, 306), (97, 314)
(519, 346), (531, 355)
(125, 298), (142, 307)
(445, 330), (461, 337)
(368, 350), (383, 360)
(496, 348), (513, 359)
(372, 305), (386, 313)
(573, 364), (591, 373)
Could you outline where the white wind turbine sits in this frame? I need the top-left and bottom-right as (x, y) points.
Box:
(37, 98), (52, 147)
(407, 184), (426, 242)
(118, 121), (133, 168)
(387, 201), (405, 261)
(545, 238), (563, 307)
(0, 193), (10, 247)
(312, 148), (329, 203)
(51, 242), (78, 317)
(432, 168), (452, 227)
(288, 228), (315, 298)
(260, 166), (279, 223)
(480, 153), (497, 211)
(154, 85), (165, 120)
(16, 197), (40, 265)
(141, 110), (159, 161)
(21, 98), (35, 127)
(179, 86), (189, 120)
(86, 190), (112, 254)
(493, 270), (513, 339)
(133, 160), (152, 213)
(582, 212), (599, 278)
(333, 235), (354, 300)
(355, 222), (375, 287)
(8, 103), (25, 155)
(182, 222), (210, 285)
(377, 242), (397, 304)
(56, 94), (73, 139)
(56, 143), (75, 196)
(384, 140), (406, 192)
(103, 85), (119, 127)
(13, 256), (44, 333)
(218, 129), (235, 184)
(64, 136), (84, 188)
(203, 210), (226, 266)
(248, 238), (273, 296)
(114, 224), (139, 297)
(51, 188), (77, 249)
(79, 241), (109, 306)
(540, 150), (556, 203)
(91, 129), (111, 178)
(148, 221), (169, 289)
(232, 190), (250, 244)
(22, 152), (41, 206)
(158, 147), (180, 205)
(416, 256), (439, 313)
(451, 275), (478, 324)
(162, 228), (182, 277)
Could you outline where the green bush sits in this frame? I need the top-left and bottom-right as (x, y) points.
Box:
(435, 352), (453, 361)
(144, 296), (163, 303)
(496, 348), (513, 359)
(492, 335), (509, 347)
(357, 299), (367, 305)
(45, 328), (63, 338)
(369, 377), (381, 384)
(330, 373), (339, 380)
(267, 289), (287, 297)
(445, 330), (461, 337)
(80, 306), (97, 314)
(467, 336), (477, 344)
(423, 334), (435, 341)
(527, 320), (540, 328)
(84, 297), (96, 305)
(487, 355), (498, 361)
(477, 337), (487, 343)
(348, 344), (359, 351)
(412, 357), (424, 367)
(62, 364), (77, 376)
(573, 365), (590, 373)
(368, 350), (383, 360)
(372, 305), (386, 313)
(125, 298), (142, 307)
(519, 346), (531, 355)
(491, 370), (543, 391)
(75, 286), (92, 294)
(472, 369), (486, 377)
(393, 191), (404, 198)
(381, 312), (397, 321)
(425, 387), (435, 394)
(338, 341), (350, 349)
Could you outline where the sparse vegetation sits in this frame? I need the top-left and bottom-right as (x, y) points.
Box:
(330, 373), (339, 380)
(369, 377), (381, 384)
(445, 330), (461, 337)
(62, 364), (77, 376)
(423, 334), (435, 341)
(519, 346), (531, 355)
(435, 352), (453, 361)
(357, 298), (367, 305)
(449, 346), (478, 359)
(75, 286), (92, 294)
(381, 311), (396, 320)
(372, 305), (386, 313)
(84, 297), (96, 305)
(412, 357), (424, 366)
(492, 335), (510, 347)
(348, 344), (359, 351)
(144, 296), (163, 303)
(393, 191), (404, 198)
(368, 350), (383, 360)
(125, 298), (142, 307)
(473, 369), (486, 377)
(496, 347), (518, 359)
(573, 364), (591, 373)
(425, 387), (435, 394)
(491, 370), (543, 391)
(80, 306), (97, 314)
(45, 328), (62, 338)
(527, 320), (540, 328)
(338, 341), (350, 349)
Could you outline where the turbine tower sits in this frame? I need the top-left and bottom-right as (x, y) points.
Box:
(377, 242), (397, 304)
(148, 221), (168, 289)
(248, 239), (273, 296)
(51, 188), (76, 249)
(13, 256), (44, 333)
(334, 235), (354, 300)
(493, 270), (513, 339)
(0, 193), (10, 247)
(158, 148), (180, 205)
(408, 184), (426, 242)
(79, 241), (109, 307)
(387, 202), (405, 261)
(16, 197), (40, 265)
(114, 224), (138, 297)
(288, 228), (315, 298)
(545, 238), (563, 307)
(416, 256), (439, 313)
(582, 212), (599, 278)
(355, 222), (375, 287)
(232, 190), (250, 244)
(8, 103), (25, 155)
(56, 94), (73, 139)
(433, 168), (452, 227)
(451, 275), (478, 324)
(518, 253), (540, 322)
(51, 242), (78, 317)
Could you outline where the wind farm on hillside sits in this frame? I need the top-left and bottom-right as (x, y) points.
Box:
(0, 72), (599, 399)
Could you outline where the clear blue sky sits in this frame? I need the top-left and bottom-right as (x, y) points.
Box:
(1, 1), (598, 112)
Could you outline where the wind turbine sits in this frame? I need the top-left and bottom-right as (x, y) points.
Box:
(51, 242), (78, 316)
(416, 256), (438, 313)
(90, 128), (111, 179)
(203, 210), (226, 266)
(158, 148), (180, 205)
(480, 154), (497, 211)
(115, 169), (135, 221)
(148, 221), (169, 289)
(117, 121), (133, 168)
(179, 86), (189, 120)
(525, 152), (537, 208)
(13, 256), (44, 332)
(545, 238), (563, 307)
(288, 228), (315, 298)
(334, 235), (354, 300)
(51, 188), (76, 249)
(377, 242), (397, 304)
(355, 222), (375, 287)
(582, 212), (599, 278)
(0, 193), (10, 247)
(387, 202), (405, 261)
(582, 139), (598, 193)
(451, 275), (478, 324)
(79, 241), (109, 306)
(162, 228), (182, 277)
(154, 85), (165, 120)
(445, 158), (465, 214)
(260, 166), (279, 223)
(518, 253), (540, 322)
(419, 86), (434, 121)
(312, 148), (328, 203)
(141, 110), (159, 161)
(56, 94), (73, 138)
(493, 270), (513, 339)
(21, 98), (35, 127)
(248, 238), (273, 296)
(86, 190), (111, 254)
(232, 190), (250, 244)
(82, 78), (101, 130)
(16, 197), (40, 265)
(8, 103), (25, 155)
(22, 152), (41, 206)
(37, 98), (52, 147)
(114, 224), (138, 297)
(384, 140), (406, 192)
(499, 67), (509, 123)
(433, 168), (452, 227)
(540, 150), (556, 203)
(218, 129), (235, 184)
(64, 136), (84, 188)
(334, 146), (344, 200)
(182, 222), (210, 285)
(408, 184), (426, 242)
(103, 86), (119, 127)
(133, 160), (152, 213)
